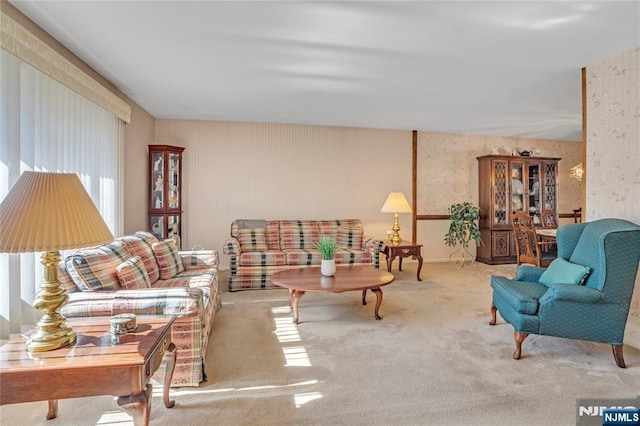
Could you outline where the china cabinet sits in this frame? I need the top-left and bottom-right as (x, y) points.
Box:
(476, 155), (560, 264)
(148, 145), (184, 246)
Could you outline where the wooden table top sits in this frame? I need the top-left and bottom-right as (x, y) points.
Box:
(0, 315), (175, 372)
(537, 228), (557, 238)
(270, 266), (395, 293)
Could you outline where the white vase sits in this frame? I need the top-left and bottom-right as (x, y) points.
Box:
(321, 259), (336, 277)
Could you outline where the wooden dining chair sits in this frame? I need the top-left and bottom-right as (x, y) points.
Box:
(539, 210), (557, 229)
(511, 212), (556, 267)
(573, 207), (582, 223)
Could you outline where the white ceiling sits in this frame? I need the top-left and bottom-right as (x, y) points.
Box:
(9, 1), (640, 141)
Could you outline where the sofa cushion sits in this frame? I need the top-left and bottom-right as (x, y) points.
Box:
(117, 232), (160, 283)
(336, 225), (364, 249)
(239, 250), (287, 267)
(116, 256), (152, 289)
(284, 249), (322, 266)
(65, 240), (129, 291)
(334, 248), (372, 265)
(279, 220), (319, 249)
(237, 228), (268, 252)
(153, 239), (185, 279)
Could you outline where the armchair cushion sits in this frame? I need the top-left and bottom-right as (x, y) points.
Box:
(539, 258), (591, 286)
(538, 283), (603, 304)
(491, 275), (548, 315)
(116, 256), (152, 289)
(153, 239), (185, 279)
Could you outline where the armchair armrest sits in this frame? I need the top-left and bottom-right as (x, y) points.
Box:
(514, 265), (546, 282)
(62, 287), (204, 318)
(539, 283), (604, 304)
(223, 237), (240, 256)
(180, 249), (218, 270)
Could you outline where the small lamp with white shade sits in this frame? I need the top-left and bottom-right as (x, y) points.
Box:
(380, 192), (412, 246)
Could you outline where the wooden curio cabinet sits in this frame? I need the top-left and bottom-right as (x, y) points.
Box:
(149, 145), (184, 246)
(476, 155), (560, 264)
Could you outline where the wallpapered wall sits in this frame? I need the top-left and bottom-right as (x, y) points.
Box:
(415, 131), (582, 261)
(586, 47), (640, 349)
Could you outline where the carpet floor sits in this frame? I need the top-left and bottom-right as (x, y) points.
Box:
(1, 262), (638, 425)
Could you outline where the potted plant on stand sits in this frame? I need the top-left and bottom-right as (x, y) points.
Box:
(315, 235), (338, 276)
(444, 202), (483, 266)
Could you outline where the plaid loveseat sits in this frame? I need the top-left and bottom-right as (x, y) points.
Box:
(223, 219), (386, 291)
(58, 231), (220, 387)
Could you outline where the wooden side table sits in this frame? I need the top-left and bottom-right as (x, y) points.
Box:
(0, 315), (177, 426)
(381, 242), (423, 281)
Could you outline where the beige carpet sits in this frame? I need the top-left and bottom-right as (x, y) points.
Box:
(2, 262), (639, 426)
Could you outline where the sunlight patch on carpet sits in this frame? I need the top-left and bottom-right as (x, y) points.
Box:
(282, 346), (311, 367)
(96, 409), (131, 425)
(294, 392), (323, 407)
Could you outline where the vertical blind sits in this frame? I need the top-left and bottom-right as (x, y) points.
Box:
(0, 49), (124, 342)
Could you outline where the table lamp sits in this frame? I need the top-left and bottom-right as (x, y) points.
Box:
(0, 171), (114, 352)
(380, 192), (412, 246)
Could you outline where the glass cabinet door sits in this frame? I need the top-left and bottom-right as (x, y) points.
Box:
(511, 162), (524, 214)
(526, 163), (541, 224)
(150, 215), (165, 240)
(151, 152), (165, 210)
(492, 160), (508, 225)
(542, 162), (558, 213)
(168, 153), (180, 209)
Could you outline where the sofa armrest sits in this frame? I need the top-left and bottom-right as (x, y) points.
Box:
(539, 283), (604, 304)
(62, 287), (204, 318)
(223, 237), (240, 256)
(363, 236), (386, 268)
(181, 249), (218, 270)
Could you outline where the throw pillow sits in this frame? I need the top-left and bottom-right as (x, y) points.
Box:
(152, 239), (185, 279)
(539, 258), (591, 286)
(237, 228), (268, 252)
(116, 256), (152, 289)
(336, 226), (364, 249)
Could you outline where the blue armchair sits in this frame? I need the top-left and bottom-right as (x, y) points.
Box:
(489, 218), (640, 367)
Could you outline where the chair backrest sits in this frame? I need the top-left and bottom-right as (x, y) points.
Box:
(557, 219), (640, 302)
(573, 207), (582, 223)
(540, 210), (557, 229)
(511, 212), (549, 267)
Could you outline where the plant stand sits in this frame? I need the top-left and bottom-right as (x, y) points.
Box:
(448, 245), (475, 267)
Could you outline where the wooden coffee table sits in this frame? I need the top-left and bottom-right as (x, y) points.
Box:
(270, 266), (395, 324)
(0, 315), (177, 426)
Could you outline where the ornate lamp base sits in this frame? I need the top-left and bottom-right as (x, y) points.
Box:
(389, 213), (402, 246)
(27, 251), (77, 352)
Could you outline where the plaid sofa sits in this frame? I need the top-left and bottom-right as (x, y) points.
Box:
(58, 231), (220, 387)
(223, 219), (386, 291)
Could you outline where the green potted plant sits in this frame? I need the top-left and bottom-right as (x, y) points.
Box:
(444, 202), (483, 265)
(315, 235), (338, 276)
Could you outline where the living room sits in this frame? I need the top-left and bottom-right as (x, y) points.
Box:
(1, 1), (640, 425)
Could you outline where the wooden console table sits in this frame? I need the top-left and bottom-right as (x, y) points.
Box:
(0, 315), (177, 426)
(381, 242), (423, 281)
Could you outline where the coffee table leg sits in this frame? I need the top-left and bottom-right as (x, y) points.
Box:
(291, 290), (305, 324)
(47, 400), (58, 420)
(117, 385), (152, 426)
(416, 253), (423, 281)
(288, 288), (294, 308)
(362, 289), (367, 305)
(163, 342), (177, 409)
(371, 288), (383, 320)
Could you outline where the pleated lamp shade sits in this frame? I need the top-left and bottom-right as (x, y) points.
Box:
(0, 171), (114, 253)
